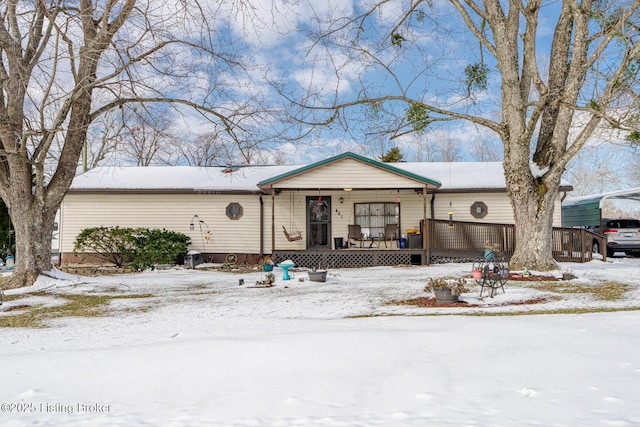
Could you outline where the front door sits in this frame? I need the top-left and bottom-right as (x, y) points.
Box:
(307, 196), (331, 248)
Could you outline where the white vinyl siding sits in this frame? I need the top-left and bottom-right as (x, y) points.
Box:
(60, 193), (263, 254)
(432, 193), (563, 226)
(273, 158), (429, 189)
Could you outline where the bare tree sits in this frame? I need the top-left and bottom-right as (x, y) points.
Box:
(436, 137), (463, 162)
(172, 129), (286, 166)
(469, 137), (503, 162)
(82, 109), (128, 170)
(629, 153), (640, 188)
(173, 132), (226, 167)
(565, 145), (632, 195)
(412, 136), (462, 162)
(289, 0), (640, 270)
(121, 106), (174, 166)
(0, 0), (282, 288)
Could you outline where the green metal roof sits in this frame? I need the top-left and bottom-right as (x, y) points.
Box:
(257, 152), (441, 189)
(562, 187), (640, 227)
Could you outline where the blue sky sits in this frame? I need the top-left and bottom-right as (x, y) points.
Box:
(94, 0), (638, 194)
(156, 1), (475, 159)
(189, 0), (528, 161)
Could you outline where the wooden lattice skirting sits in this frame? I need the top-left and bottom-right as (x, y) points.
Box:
(272, 250), (426, 269)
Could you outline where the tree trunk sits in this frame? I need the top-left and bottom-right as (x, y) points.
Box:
(505, 165), (560, 271)
(5, 201), (57, 289)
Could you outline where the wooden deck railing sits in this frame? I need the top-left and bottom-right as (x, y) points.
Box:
(551, 227), (605, 262)
(425, 219), (605, 263)
(425, 219), (515, 262)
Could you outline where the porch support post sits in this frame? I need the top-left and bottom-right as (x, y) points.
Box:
(259, 195), (264, 259)
(271, 190), (276, 253)
(423, 185), (430, 265)
(422, 185), (427, 239)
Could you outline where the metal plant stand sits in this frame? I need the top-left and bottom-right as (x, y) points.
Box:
(472, 251), (509, 297)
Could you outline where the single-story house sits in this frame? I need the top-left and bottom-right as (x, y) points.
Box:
(59, 152), (572, 267)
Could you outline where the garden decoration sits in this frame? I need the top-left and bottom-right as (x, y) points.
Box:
(261, 256), (274, 272)
(307, 264), (328, 282)
(472, 247), (509, 297)
(254, 273), (275, 287)
(308, 267), (327, 282)
(277, 260), (295, 280)
(424, 277), (468, 303)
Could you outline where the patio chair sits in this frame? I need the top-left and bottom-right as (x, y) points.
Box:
(382, 224), (399, 248)
(348, 224), (364, 248)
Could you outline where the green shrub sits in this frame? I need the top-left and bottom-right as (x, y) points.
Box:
(128, 228), (191, 271)
(73, 226), (141, 267)
(74, 227), (190, 270)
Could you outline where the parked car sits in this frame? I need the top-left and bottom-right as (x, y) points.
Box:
(589, 218), (640, 257)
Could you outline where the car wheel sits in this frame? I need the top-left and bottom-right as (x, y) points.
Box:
(606, 248), (615, 257)
(592, 240), (600, 254)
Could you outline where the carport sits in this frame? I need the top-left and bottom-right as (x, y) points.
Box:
(562, 187), (640, 228)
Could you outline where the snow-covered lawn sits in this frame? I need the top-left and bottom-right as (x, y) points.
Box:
(2, 257), (640, 426)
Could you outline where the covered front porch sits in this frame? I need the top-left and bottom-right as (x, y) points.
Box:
(270, 218), (604, 268)
(257, 153), (440, 266)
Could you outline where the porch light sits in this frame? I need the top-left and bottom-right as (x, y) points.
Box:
(448, 212), (454, 229)
(339, 197), (344, 204)
(344, 188), (352, 192)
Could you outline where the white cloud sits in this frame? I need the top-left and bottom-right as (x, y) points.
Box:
(225, 0), (355, 48)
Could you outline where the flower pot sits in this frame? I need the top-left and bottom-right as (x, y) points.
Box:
(433, 287), (459, 303)
(308, 270), (327, 282)
(472, 270), (482, 280)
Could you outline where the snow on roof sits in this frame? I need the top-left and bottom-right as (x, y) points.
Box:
(70, 160), (570, 192)
(394, 162), (505, 190)
(70, 165), (301, 192)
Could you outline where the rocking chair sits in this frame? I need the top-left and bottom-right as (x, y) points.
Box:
(282, 226), (302, 241)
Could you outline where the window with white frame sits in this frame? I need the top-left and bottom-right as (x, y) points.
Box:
(354, 203), (399, 238)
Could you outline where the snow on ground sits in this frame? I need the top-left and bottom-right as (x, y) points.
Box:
(2, 257), (640, 426)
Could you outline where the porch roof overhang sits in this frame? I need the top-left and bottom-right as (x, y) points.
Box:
(257, 152), (441, 191)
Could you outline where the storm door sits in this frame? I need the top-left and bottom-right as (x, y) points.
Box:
(307, 196), (331, 248)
